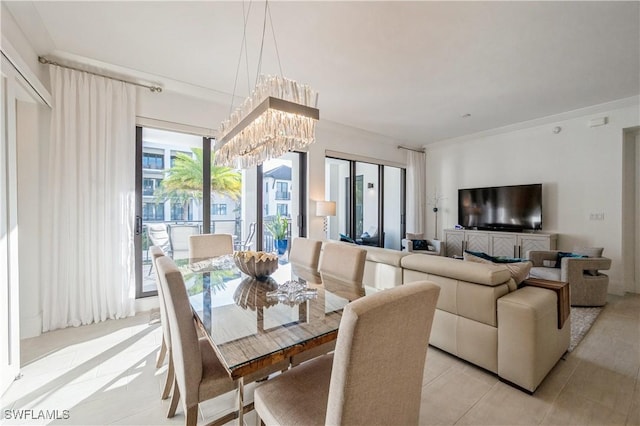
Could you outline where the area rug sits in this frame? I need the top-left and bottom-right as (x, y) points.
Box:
(568, 307), (602, 352)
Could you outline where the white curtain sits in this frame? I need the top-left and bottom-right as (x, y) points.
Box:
(406, 150), (426, 236)
(43, 66), (136, 332)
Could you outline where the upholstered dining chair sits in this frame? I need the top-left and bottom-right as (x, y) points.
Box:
(188, 233), (233, 260)
(255, 280), (441, 426)
(156, 255), (237, 426)
(149, 246), (174, 400)
(318, 242), (367, 301)
(289, 237), (323, 273)
(168, 224), (200, 260)
(290, 242), (367, 367)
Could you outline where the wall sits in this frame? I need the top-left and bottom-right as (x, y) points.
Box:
(426, 100), (640, 295)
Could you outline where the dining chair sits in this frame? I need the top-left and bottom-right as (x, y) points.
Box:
(254, 280), (441, 426)
(168, 224), (200, 260)
(156, 255), (237, 426)
(289, 237), (323, 272)
(147, 224), (171, 275)
(149, 245), (174, 400)
(188, 233), (233, 260)
(318, 242), (367, 301)
(291, 242), (367, 367)
(156, 255), (289, 426)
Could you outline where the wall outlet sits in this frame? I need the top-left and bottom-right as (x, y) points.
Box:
(589, 213), (605, 221)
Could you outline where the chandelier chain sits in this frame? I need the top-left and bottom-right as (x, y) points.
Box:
(229, 0), (254, 117)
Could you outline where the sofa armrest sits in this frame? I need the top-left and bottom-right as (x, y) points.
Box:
(526, 250), (560, 267)
(497, 286), (570, 392)
(561, 257), (612, 282)
(401, 238), (414, 252)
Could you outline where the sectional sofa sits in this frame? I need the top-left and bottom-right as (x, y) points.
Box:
(356, 244), (570, 393)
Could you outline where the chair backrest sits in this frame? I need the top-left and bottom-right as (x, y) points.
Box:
(168, 224), (200, 259)
(326, 281), (440, 425)
(150, 246), (170, 349)
(156, 256), (203, 410)
(189, 233), (234, 260)
(148, 224), (171, 253)
(319, 242), (367, 300)
(289, 237), (323, 271)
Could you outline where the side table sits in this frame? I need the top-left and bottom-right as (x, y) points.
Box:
(522, 278), (570, 329)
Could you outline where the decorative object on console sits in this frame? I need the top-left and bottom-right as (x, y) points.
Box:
(427, 192), (445, 239)
(215, 1), (319, 169)
(316, 200), (336, 238)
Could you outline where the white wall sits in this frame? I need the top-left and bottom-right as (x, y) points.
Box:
(426, 100), (640, 295)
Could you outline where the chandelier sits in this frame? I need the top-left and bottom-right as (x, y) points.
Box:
(215, 75), (319, 168)
(215, 2), (320, 169)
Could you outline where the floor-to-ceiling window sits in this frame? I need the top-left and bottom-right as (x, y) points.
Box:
(135, 126), (306, 297)
(325, 156), (405, 250)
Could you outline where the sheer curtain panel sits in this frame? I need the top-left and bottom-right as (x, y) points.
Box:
(43, 66), (136, 332)
(406, 150), (426, 235)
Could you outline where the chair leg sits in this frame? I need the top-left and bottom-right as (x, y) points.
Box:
(186, 405), (198, 426)
(161, 355), (174, 400)
(167, 378), (180, 418)
(156, 337), (167, 368)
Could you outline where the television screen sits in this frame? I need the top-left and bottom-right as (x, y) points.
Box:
(458, 184), (542, 231)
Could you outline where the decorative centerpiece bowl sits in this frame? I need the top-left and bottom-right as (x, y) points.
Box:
(233, 251), (279, 280)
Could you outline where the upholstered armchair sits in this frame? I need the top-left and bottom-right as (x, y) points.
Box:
(527, 249), (612, 306)
(402, 233), (444, 256)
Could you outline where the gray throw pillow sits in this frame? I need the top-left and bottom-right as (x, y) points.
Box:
(573, 246), (604, 276)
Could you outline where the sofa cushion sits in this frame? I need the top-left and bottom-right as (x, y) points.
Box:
(401, 254), (511, 286)
(529, 266), (562, 281)
(357, 245), (409, 267)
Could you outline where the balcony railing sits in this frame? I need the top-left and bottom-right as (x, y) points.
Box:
(275, 191), (291, 200)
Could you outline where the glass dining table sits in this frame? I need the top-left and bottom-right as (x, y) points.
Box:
(176, 255), (349, 423)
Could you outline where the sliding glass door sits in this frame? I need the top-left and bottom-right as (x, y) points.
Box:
(135, 126), (306, 298)
(325, 156), (405, 250)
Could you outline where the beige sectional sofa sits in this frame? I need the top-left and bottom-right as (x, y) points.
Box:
(352, 244), (570, 393)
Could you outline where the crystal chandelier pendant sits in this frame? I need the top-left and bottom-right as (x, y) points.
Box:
(215, 75), (319, 169)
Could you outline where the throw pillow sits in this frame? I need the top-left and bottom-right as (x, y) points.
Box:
(464, 250), (524, 263)
(555, 251), (587, 268)
(463, 251), (532, 284)
(411, 239), (430, 251)
(573, 247), (604, 276)
(339, 233), (356, 244)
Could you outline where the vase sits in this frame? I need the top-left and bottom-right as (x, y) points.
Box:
(275, 239), (288, 255)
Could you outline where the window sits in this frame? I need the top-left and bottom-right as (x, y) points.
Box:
(142, 152), (164, 169)
(171, 203), (185, 221)
(265, 182), (269, 193)
(142, 178), (161, 196)
(212, 203), (227, 216)
(277, 203), (288, 216)
(275, 181), (290, 200)
(143, 202), (164, 221)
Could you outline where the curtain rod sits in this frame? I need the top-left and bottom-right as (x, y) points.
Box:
(397, 145), (425, 153)
(38, 56), (162, 93)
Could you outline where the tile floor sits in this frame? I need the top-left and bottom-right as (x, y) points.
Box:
(1, 293), (638, 426)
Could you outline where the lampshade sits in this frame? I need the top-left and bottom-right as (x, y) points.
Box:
(316, 201), (336, 217)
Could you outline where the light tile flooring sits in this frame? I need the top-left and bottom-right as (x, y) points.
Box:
(1, 293), (638, 426)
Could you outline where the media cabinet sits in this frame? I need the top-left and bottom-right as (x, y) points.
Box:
(443, 229), (557, 258)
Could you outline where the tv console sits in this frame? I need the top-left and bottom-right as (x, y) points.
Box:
(443, 229), (557, 258)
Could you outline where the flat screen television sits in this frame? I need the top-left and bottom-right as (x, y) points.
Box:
(458, 184), (542, 231)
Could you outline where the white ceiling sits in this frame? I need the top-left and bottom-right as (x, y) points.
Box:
(5, 1), (640, 145)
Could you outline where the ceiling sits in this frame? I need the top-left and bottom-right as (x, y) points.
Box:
(5, 1), (640, 145)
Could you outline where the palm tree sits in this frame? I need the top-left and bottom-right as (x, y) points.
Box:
(155, 148), (241, 220)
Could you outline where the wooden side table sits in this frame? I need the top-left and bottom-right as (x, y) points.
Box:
(522, 278), (570, 329)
